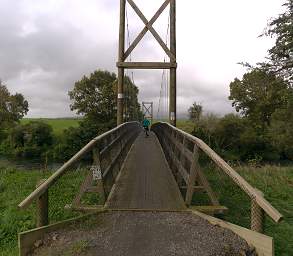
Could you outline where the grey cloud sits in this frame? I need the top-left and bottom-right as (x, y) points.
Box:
(0, 0), (277, 118)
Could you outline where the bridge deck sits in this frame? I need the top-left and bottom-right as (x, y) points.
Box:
(106, 131), (186, 210)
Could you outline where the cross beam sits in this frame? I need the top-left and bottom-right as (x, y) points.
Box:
(142, 102), (154, 123)
(124, 0), (175, 62)
(117, 0), (177, 126)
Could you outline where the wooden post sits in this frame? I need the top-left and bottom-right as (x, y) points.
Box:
(117, 0), (126, 125)
(93, 147), (106, 204)
(36, 179), (48, 227)
(169, 0), (177, 126)
(185, 145), (199, 205)
(251, 189), (265, 233)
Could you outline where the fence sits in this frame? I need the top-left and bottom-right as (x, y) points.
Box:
(18, 122), (141, 227)
(152, 122), (283, 233)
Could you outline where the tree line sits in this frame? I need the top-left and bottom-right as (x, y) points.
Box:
(0, 70), (141, 161)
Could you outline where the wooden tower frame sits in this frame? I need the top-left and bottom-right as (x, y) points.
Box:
(142, 102), (153, 124)
(117, 0), (177, 126)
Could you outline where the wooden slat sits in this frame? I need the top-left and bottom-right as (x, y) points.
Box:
(185, 145), (200, 205)
(117, 62), (177, 69)
(180, 185), (205, 192)
(72, 172), (93, 207)
(189, 205), (228, 214)
(196, 166), (220, 206)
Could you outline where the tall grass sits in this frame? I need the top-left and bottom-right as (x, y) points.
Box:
(198, 164), (293, 256)
(0, 167), (86, 256)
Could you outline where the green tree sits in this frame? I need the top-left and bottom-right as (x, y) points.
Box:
(263, 0), (293, 82)
(229, 69), (289, 129)
(268, 89), (293, 160)
(188, 102), (202, 122)
(1, 121), (53, 158)
(0, 81), (29, 128)
(68, 70), (117, 127)
(68, 70), (140, 128)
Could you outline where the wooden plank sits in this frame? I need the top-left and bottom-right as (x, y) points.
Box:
(196, 166), (220, 206)
(169, 0), (177, 126)
(124, 0), (171, 60)
(154, 122), (283, 223)
(18, 212), (105, 256)
(185, 145), (200, 205)
(180, 185), (205, 192)
(92, 147), (106, 204)
(117, 0), (126, 125)
(189, 205), (228, 214)
(117, 62), (177, 69)
(71, 205), (104, 212)
(72, 171), (93, 207)
(127, 0), (175, 61)
(191, 210), (274, 256)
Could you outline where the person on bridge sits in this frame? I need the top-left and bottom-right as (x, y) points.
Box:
(142, 118), (150, 137)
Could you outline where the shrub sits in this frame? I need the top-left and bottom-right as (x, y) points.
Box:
(1, 121), (53, 158)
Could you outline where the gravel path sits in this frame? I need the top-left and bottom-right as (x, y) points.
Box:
(31, 211), (255, 256)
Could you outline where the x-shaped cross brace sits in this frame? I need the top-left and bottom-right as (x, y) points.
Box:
(124, 0), (176, 62)
(142, 102), (153, 117)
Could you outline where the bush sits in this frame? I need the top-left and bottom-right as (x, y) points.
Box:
(191, 114), (282, 162)
(0, 121), (53, 158)
(52, 118), (115, 161)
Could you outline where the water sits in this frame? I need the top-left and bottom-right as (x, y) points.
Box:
(0, 156), (63, 171)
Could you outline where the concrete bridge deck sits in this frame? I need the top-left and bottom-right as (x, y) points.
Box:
(106, 132), (186, 210)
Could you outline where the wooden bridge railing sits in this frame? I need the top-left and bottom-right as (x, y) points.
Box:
(18, 121), (141, 227)
(152, 122), (283, 233)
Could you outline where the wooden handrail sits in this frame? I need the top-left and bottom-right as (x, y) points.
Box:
(18, 122), (140, 209)
(152, 122), (283, 223)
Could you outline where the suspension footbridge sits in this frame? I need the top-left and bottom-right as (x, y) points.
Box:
(17, 1), (282, 255)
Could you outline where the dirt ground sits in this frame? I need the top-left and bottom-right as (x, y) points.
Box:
(31, 211), (256, 256)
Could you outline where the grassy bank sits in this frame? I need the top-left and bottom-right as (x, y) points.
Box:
(21, 118), (81, 135)
(0, 167), (86, 256)
(0, 165), (292, 255)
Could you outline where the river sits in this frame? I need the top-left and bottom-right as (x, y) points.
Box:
(0, 156), (63, 171)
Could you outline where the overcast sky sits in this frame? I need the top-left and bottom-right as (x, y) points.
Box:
(0, 0), (284, 118)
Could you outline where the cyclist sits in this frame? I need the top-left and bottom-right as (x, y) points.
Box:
(142, 118), (150, 137)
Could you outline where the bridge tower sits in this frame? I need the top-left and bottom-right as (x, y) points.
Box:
(117, 0), (177, 126)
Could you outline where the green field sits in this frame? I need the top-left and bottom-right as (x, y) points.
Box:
(21, 118), (81, 135)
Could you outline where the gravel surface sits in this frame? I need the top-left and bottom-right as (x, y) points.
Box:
(31, 211), (256, 256)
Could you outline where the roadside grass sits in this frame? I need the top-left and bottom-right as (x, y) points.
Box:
(0, 167), (86, 256)
(197, 164), (293, 256)
(21, 118), (81, 135)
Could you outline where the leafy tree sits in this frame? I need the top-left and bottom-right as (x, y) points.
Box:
(69, 70), (117, 127)
(229, 69), (289, 129)
(0, 81), (29, 128)
(268, 89), (293, 160)
(188, 102), (202, 122)
(123, 76), (141, 122)
(1, 121), (53, 158)
(263, 0), (293, 83)
(68, 70), (140, 128)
